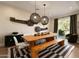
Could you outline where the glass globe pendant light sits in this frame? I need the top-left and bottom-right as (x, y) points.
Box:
(41, 4), (49, 25)
(30, 1), (40, 24)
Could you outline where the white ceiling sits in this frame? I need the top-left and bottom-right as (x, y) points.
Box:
(0, 1), (79, 18)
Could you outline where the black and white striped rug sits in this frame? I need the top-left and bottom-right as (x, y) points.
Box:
(8, 47), (31, 58)
(8, 44), (74, 58)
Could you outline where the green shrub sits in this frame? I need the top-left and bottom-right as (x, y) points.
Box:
(58, 29), (65, 36)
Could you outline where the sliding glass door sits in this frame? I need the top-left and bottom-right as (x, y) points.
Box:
(57, 17), (70, 38)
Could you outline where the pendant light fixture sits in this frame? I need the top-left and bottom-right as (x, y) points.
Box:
(41, 4), (49, 25)
(30, 1), (40, 24)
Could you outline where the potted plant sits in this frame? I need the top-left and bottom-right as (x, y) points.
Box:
(58, 29), (65, 36)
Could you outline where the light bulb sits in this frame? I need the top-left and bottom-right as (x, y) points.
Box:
(43, 18), (46, 21)
(34, 16), (37, 19)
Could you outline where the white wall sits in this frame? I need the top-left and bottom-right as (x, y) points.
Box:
(48, 18), (54, 32)
(0, 4), (49, 46)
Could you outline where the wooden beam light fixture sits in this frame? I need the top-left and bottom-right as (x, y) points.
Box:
(10, 17), (34, 26)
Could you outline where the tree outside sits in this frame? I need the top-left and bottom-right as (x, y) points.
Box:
(58, 17), (70, 35)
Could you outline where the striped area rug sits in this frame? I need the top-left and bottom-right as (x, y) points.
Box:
(39, 44), (74, 58)
(8, 47), (31, 58)
(8, 44), (74, 58)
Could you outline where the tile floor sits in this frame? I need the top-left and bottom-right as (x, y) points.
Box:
(68, 43), (79, 58)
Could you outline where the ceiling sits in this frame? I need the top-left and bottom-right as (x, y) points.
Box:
(0, 1), (79, 18)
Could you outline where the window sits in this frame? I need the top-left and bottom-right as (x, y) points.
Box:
(58, 17), (70, 35)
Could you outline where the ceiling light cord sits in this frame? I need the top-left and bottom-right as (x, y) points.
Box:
(30, 0), (40, 24)
(44, 4), (46, 16)
(35, 0), (36, 13)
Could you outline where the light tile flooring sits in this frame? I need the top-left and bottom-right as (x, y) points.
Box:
(65, 39), (79, 58)
(68, 43), (79, 58)
(0, 40), (79, 58)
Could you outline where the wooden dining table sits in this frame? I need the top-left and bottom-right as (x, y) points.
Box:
(23, 32), (64, 58)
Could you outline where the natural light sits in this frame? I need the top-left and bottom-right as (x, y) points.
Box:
(58, 17), (70, 36)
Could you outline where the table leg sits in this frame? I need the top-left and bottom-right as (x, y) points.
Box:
(58, 40), (64, 46)
(31, 50), (38, 58)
